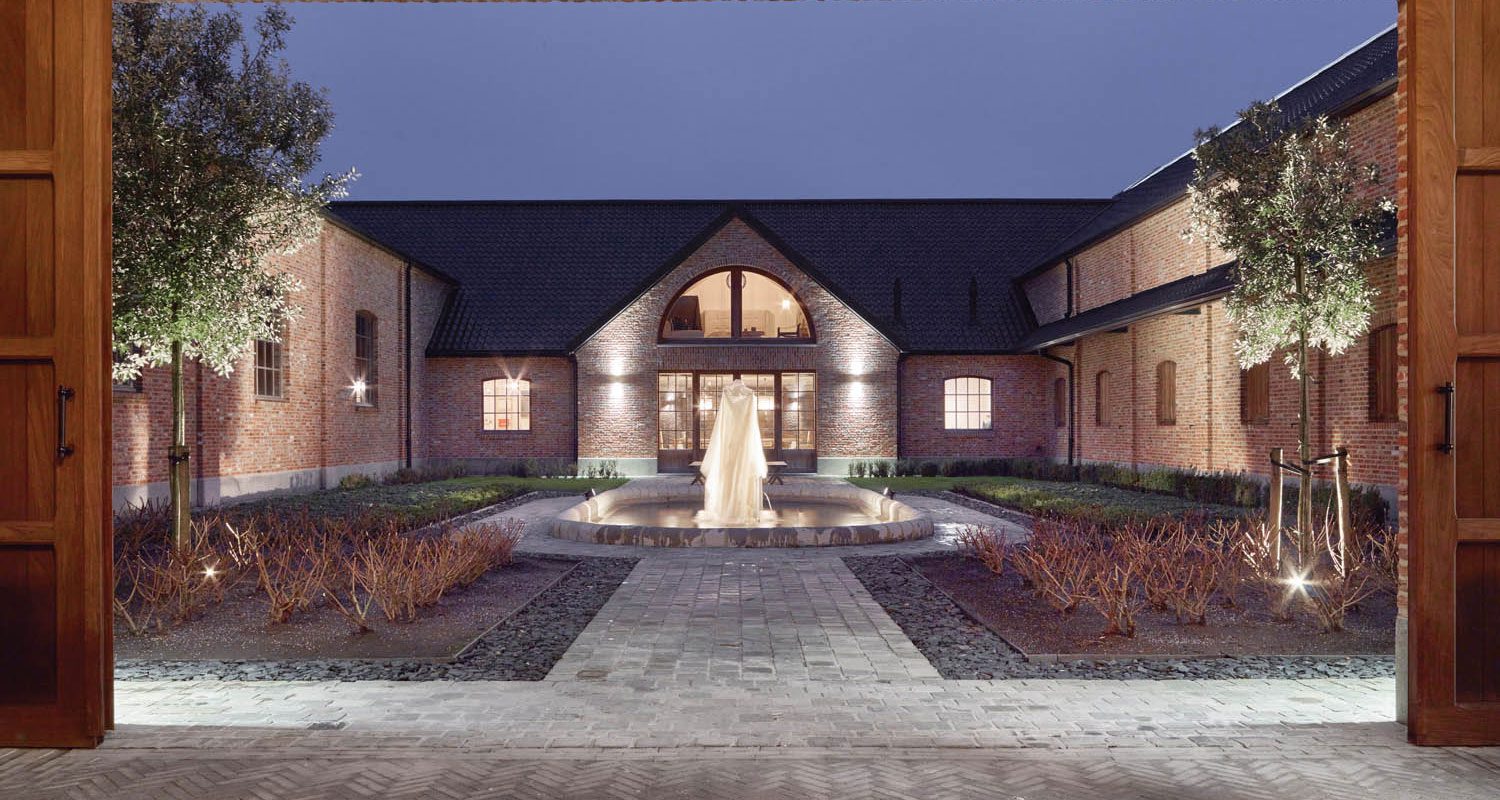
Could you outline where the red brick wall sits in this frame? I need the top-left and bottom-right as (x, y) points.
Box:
(1019, 95), (1399, 493)
(898, 355), (1066, 460)
(111, 221), (451, 506)
(574, 217), (900, 470)
(421, 356), (576, 462)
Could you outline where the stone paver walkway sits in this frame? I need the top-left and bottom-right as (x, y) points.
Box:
(5, 485), (1498, 799)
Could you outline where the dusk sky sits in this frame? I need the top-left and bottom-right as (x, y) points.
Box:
(276, 1), (1395, 201)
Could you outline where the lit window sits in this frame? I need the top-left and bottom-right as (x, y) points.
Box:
(255, 332), (285, 400)
(354, 311), (377, 407)
(781, 372), (816, 450)
(944, 377), (992, 430)
(658, 373), (693, 450)
(661, 268), (811, 341)
(483, 378), (531, 431)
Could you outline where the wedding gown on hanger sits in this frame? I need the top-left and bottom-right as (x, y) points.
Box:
(696, 379), (768, 526)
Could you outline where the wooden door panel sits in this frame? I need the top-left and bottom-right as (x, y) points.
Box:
(0, 362), (56, 520)
(1455, 542), (1500, 704)
(0, 0), (52, 151)
(1455, 358), (1500, 518)
(0, 545), (58, 706)
(0, 178), (55, 337)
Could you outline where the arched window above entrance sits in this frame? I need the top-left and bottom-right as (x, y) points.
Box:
(660, 268), (814, 342)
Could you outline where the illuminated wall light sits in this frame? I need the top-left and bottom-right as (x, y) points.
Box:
(848, 357), (867, 377)
(610, 381), (625, 401)
(609, 355), (627, 377)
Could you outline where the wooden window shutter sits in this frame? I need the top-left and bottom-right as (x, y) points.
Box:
(1240, 362), (1269, 424)
(1156, 361), (1177, 425)
(1053, 377), (1067, 428)
(1095, 371), (1111, 427)
(1369, 325), (1397, 422)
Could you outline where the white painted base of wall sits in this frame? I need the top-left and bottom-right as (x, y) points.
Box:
(579, 457), (655, 477)
(816, 457), (895, 477)
(112, 459), (405, 511)
(1395, 616), (1408, 725)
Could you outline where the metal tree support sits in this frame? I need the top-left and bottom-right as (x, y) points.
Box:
(1268, 445), (1353, 562)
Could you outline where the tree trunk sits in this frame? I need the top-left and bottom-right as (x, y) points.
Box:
(1294, 260), (1313, 570)
(169, 339), (191, 548)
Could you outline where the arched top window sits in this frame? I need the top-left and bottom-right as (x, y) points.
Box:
(483, 378), (531, 431)
(660, 267), (813, 342)
(944, 376), (992, 430)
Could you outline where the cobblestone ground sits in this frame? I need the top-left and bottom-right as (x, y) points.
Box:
(5, 486), (1497, 799)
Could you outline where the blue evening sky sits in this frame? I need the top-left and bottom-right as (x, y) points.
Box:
(275, 1), (1395, 201)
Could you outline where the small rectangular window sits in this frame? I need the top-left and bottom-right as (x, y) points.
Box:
(354, 312), (377, 407)
(1156, 361), (1177, 425)
(781, 372), (817, 450)
(944, 376), (992, 430)
(1369, 325), (1398, 422)
(254, 334), (285, 399)
(483, 378), (531, 431)
(1241, 362), (1270, 425)
(1095, 371), (1112, 427)
(1053, 377), (1067, 428)
(657, 373), (694, 450)
(112, 347), (143, 393)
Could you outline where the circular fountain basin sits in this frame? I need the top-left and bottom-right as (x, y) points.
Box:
(552, 481), (932, 547)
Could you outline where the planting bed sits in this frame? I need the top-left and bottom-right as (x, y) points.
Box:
(911, 551), (1395, 657)
(845, 555), (1396, 681)
(115, 555), (576, 661)
(116, 556), (637, 681)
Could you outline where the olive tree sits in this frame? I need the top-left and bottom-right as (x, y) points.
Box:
(1187, 101), (1391, 548)
(112, 3), (351, 545)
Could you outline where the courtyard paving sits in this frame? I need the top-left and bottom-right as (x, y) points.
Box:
(5, 484), (1498, 798)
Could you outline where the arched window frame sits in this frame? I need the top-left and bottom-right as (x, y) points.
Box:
(943, 376), (993, 431)
(658, 266), (815, 343)
(482, 377), (532, 432)
(353, 310), (378, 407)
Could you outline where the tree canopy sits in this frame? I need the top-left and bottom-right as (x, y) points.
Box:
(1187, 101), (1392, 377)
(112, 3), (352, 380)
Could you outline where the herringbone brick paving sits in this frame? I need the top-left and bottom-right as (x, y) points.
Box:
(7, 491), (1495, 798)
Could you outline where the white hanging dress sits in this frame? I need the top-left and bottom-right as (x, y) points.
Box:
(696, 379), (768, 526)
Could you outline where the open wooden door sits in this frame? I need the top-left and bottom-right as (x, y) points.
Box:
(0, 0), (113, 747)
(1405, 0), (1500, 745)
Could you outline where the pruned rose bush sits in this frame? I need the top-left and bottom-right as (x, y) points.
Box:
(112, 501), (526, 635)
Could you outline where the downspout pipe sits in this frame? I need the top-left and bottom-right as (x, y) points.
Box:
(404, 261), (413, 470)
(1064, 257), (1075, 319)
(1039, 351), (1076, 474)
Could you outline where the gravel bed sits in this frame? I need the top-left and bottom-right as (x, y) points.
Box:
(844, 554), (1396, 681)
(115, 556), (637, 682)
(898, 489), (1036, 530)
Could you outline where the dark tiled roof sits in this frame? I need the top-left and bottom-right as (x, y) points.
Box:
(1013, 263), (1236, 352)
(1017, 26), (1397, 283)
(325, 200), (1108, 355)
(1014, 213), (1397, 353)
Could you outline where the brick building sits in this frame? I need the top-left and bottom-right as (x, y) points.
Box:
(112, 27), (1400, 511)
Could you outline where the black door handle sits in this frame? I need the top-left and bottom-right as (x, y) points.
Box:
(1438, 382), (1455, 454)
(57, 385), (74, 459)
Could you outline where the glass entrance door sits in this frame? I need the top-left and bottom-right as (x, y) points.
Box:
(656, 371), (816, 473)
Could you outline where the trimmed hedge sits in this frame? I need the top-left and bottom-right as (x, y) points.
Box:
(847, 456), (1389, 524)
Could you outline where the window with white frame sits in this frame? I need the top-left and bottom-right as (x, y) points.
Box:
(943, 376), (992, 430)
(483, 378), (531, 431)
